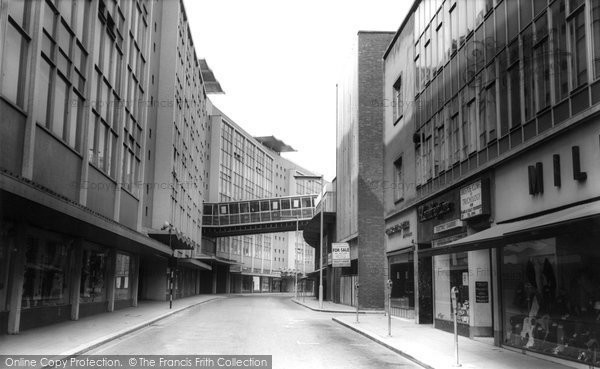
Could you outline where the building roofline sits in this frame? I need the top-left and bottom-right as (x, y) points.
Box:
(357, 30), (396, 35)
(383, 0), (420, 60)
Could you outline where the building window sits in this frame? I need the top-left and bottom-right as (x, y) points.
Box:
(501, 231), (600, 366)
(449, 113), (460, 165)
(434, 114), (446, 174)
(449, 4), (458, 55)
(393, 156), (404, 202)
(424, 123), (433, 181)
(498, 49), (509, 136)
(1, 0), (32, 109)
(462, 98), (477, 158)
(35, 0), (88, 152)
(2, 18), (30, 108)
(80, 246), (108, 303)
(434, 252), (469, 324)
(393, 75), (403, 122)
(592, 0), (600, 79)
(479, 66), (496, 148)
(115, 253), (131, 300)
(569, 8), (587, 88)
(21, 236), (71, 308)
(522, 25), (535, 121)
(534, 13), (551, 111)
(552, 0), (569, 101)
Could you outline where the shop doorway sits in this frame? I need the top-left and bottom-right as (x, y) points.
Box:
(390, 252), (415, 319)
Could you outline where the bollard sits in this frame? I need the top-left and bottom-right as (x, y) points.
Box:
(451, 286), (461, 367)
(355, 282), (360, 323)
(387, 279), (393, 337)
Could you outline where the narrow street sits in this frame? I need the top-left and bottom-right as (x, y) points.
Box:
(86, 296), (420, 369)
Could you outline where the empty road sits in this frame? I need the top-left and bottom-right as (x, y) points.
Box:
(86, 295), (420, 369)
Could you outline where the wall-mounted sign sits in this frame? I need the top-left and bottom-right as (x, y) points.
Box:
(431, 233), (467, 247)
(460, 179), (490, 220)
(433, 219), (464, 234)
(462, 272), (469, 286)
(475, 281), (489, 303)
(331, 242), (350, 268)
(418, 201), (453, 222)
(385, 220), (410, 236)
(332, 243), (350, 267)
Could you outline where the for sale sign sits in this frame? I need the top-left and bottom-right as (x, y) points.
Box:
(331, 243), (350, 267)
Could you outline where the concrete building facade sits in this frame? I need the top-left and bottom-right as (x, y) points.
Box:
(206, 107), (318, 293)
(0, 0), (220, 334)
(382, 6), (420, 321)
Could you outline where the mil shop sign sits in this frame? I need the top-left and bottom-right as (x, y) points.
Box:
(418, 201), (453, 222)
(331, 242), (351, 267)
(385, 220), (410, 236)
(460, 179), (490, 220)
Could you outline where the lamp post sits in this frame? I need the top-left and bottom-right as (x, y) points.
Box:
(294, 174), (324, 309)
(161, 221), (175, 309)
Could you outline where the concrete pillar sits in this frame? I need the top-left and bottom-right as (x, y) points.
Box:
(196, 270), (201, 295)
(106, 250), (117, 312)
(70, 240), (84, 320)
(211, 269), (217, 294)
(413, 247), (420, 324)
(131, 254), (140, 307)
(225, 266), (231, 294)
(7, 226), (26, 334)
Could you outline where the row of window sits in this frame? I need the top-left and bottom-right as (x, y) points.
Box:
(404, 0), (600, 188)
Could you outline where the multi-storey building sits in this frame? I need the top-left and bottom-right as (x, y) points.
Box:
(334, 31), (394, 309)
(206, 107), (318, 293)
(144, 0), (220, 297)
(0, 0), (162, 333)
(382, 6), (419, 322)
(0, 0), (222, 334)
(385, 0), (600, 366)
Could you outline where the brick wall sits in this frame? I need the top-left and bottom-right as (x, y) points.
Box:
(356, 32), (395, 309)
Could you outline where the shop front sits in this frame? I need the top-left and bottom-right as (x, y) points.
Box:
(418, 176), (494, 338)
(385, 209), (417, 320)
(488, 123), (600, 366)
(501, 229), (600, 365)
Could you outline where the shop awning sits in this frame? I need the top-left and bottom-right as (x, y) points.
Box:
(194, 253), (242, 266)
(178, 258), (212, 271)
(420, 200), (600, 257)
(503, 199), (600, 237)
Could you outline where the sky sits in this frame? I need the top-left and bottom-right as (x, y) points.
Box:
(184, 0), (412, 181)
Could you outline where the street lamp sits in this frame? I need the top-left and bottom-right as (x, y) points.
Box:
(294, 174), (324, 309)
(161, 221), (175, 309)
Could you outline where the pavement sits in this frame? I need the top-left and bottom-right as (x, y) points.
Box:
(0, 294), (226, 356)
(293, 297), (576, 369)
(290, 295), (383, 314)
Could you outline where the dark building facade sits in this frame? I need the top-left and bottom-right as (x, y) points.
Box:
(385, 0), (600, 366)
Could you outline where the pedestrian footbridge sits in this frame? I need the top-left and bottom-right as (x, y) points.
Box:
(202, 194), (318, 238)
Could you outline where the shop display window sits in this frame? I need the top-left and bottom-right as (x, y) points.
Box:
(21, 237), (71, 308)
(115, 253), (131, 300)
(80, 247), (107, 303)
(434, 252), (470, 323)
(502, 233), (600, 366)
(390, 253), (415, 310)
